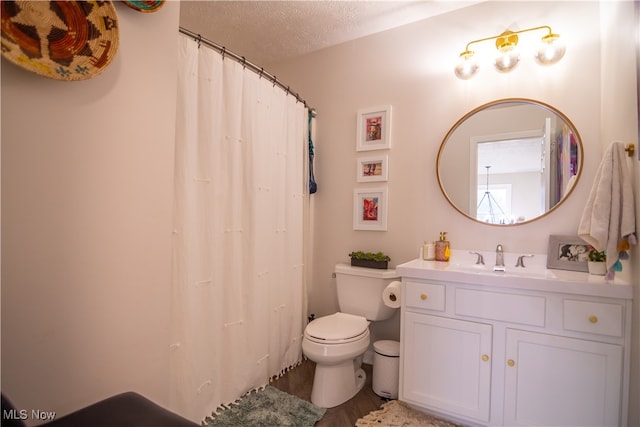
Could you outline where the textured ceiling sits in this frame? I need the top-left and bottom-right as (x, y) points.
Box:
(179, 1), (480, 66)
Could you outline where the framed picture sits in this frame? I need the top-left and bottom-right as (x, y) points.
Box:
(356, 105), (392, 151)
(356, 155), (388, 182)
(353, 187), (388, 231)
(546, 235), (590, 272)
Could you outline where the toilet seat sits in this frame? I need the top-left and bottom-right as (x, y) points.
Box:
(304, 312), (369, 344)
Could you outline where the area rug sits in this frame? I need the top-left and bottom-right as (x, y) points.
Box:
(356, 400), (463, 427)
(202, 385), (326, 427)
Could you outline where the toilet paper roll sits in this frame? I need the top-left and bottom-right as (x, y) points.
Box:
(382, 281), (402, 308)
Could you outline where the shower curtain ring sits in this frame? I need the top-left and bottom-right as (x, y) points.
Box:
(259, 68), (264, 79)
(241, 57), (246, 69)
(196, 34), (202, 48)
(272, 75), (277, 87)
(221, 46), (226, 60)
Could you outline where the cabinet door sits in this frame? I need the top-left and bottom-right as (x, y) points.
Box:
(504, 329), (622, 426)
(402, 313), (492, 422)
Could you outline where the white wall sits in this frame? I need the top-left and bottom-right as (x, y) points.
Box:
(270, 0), (601, 318)
(1, 2), (180, 424)
(269, 1), (638, 423)
(2, 1), (637, 425)
(600, 2), (639, 423)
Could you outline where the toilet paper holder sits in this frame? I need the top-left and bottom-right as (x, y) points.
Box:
(383, 281), (402, 308)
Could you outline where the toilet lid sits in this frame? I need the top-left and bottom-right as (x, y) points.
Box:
(305, 312), (369, 341)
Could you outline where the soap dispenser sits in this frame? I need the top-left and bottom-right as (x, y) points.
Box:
(435, 232), (450, 262)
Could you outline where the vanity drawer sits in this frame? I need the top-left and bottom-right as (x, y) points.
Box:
(563, 300), (623, 337)
(455, 288), (546, 326)
(405, 281), (445, 311)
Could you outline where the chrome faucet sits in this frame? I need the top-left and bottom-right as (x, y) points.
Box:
(515, 254), (534, 267)
(494, 244), (505, 271)
(469, 251), (485, 265)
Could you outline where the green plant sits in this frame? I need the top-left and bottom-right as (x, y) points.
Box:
(588, 246), (606, 262)
(348, 251), (391, 262)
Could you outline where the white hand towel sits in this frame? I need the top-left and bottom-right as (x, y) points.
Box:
(578, 142), (636, 277)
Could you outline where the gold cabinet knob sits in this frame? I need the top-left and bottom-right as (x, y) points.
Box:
(482, 354), (489, 362)
(507, 359), (515, 367)
(420, 293), (428, 300)
(589, 315), (598, 324)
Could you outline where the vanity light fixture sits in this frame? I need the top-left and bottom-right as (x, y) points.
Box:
(454, 25), (566, 80)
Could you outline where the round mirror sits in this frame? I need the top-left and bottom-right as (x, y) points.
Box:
(437, 98), (583, 226)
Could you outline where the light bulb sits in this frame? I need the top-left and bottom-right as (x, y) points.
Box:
(454, 50), (479, 80)
(535, 33), (566, 65)
(494, 43), (520, 72)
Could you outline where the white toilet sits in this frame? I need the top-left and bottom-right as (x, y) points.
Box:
(302, 263), (399, 408)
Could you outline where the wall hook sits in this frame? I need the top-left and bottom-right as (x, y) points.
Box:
(625, 143), (635, 157)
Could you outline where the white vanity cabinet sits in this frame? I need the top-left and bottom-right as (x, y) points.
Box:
(502, 328), (622, 426)
(397, 259), (632, 427)
(403, 312), (493, 422)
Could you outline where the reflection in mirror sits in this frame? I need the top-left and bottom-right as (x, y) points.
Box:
(437, 99), (582, 226)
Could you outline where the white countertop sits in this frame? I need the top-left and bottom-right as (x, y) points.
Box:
(397, 252), (632, 300)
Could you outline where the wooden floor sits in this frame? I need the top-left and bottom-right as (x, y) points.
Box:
(270, 359), (386, 426)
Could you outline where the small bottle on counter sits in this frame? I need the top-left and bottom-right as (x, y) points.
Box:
(435, 232), (450, 262)
(423, 241), (435, 261)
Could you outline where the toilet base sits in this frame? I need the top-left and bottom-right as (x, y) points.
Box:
(311, 361), (367, 408)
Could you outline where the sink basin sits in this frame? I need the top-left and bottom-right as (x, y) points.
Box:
(449, 262), (558, 279)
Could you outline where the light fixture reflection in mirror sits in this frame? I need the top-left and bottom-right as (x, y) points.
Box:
(436, 99), (583, 226)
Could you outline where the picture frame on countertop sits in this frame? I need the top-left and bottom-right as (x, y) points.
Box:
(546, 234), (590, 272)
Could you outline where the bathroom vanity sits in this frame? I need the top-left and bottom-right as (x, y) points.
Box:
(396, 251), (632, 427)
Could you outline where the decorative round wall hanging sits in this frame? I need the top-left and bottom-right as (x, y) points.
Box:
(121, 1), (165, 13)
(0, 1), (119, 81)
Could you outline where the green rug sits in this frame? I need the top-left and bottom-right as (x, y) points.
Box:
(203, 386), (326, 427)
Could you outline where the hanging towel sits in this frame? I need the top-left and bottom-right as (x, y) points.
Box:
(578, 142), (636, 279)
(308, 110), (317, 194)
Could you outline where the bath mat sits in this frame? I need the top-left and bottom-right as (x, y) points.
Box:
(356, 400), (463, 427)
(203, 386), (325, 427)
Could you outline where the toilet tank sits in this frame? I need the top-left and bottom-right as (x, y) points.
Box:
(334, 263), (400, 321)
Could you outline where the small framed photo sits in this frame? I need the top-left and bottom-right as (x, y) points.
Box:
(546, 235), (590, 272)
(356, 155), (388, 182)
(353, 187), (388, 231)
(356, 105), (392, 151)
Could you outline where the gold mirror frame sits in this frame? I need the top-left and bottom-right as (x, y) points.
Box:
(436, 98), (583, 226)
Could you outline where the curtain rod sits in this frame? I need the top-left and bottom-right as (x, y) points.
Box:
(179, 27), (316, 116)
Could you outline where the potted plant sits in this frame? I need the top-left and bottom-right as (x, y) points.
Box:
(587, 246), (606, 275)
(349, 251), (391, 270)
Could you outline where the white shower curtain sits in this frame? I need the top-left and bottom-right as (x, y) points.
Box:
(170, 33), (309, 422)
